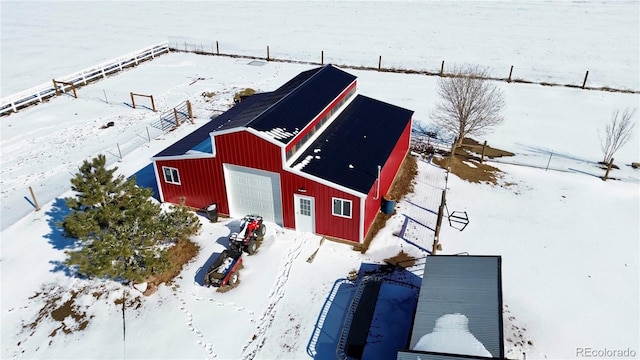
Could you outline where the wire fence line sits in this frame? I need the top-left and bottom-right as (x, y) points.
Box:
(168, 39), (639, 95)
(3, 38), (636, 118)
(4, 40), (636, 230)
(410, 130), (640, 184)
(3, 69), (204, 231)
(22, 99), (196, 202)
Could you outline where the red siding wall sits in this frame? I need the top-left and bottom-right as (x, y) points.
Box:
(155, 157), (225, 211)
(155, 131), (282, 214)
(155, 130), (362, 241)
(215, 131), (283, 172)
(280, 171), (361, 242)
(363, 118), (412, 237)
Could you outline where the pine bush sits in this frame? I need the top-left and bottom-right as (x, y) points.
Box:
(60, 155), (201, 282)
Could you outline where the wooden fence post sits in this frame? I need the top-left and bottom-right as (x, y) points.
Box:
(186, 100), (194, 123)
(582, 70), (589, 89)
(28, 186), (41, 211)
(508, 65), (514, 82)
(378, 55), (382, 71)
(321, 50), (324, 65)
(150, 95), (156, 112)
(480, 140), (487, 163)
(53, 80), (77, 98)
(603, 158), (614, 181)
(173, 108), (180, 128)
(216, 41), (219, 55)
(267, 45), (270, 61)
(432, 190), (447, 254)
(440, 60), (445, 76)
(130, 92), (136, 109)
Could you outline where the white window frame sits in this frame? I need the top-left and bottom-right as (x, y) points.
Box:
(299, 197), (312, 216)
(332, 197), (352, 219)
(162, 166), (181, 185)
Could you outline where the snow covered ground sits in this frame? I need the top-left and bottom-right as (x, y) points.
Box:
(1, 2), (639, 359)
(2, 1), (639, 95)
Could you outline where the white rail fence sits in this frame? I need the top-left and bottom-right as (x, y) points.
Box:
(0, 42), (170, 117)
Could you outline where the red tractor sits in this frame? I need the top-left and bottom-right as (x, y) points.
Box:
(229, 215), (266, 255)
(203, 215), (266, 290)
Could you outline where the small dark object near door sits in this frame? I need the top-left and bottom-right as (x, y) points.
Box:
(206, 203), (218, 222)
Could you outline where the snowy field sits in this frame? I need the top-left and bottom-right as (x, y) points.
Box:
(1, 1), (639, 95)
(1, 1), (639, 360)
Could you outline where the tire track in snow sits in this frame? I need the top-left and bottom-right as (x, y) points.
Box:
(173, 290), (218, 359)
(240, 234), (306, 360)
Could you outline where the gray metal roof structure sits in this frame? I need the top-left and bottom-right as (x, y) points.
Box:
(402, 255), (504, 359)
(397, 350), (497, 360)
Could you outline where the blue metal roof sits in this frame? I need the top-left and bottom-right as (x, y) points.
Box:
(155, 64), (356, 157)
(290, 94), (413, 194)
(215, 66), (322, 133)
(246, 65), (356, 144)
(154, 93), (271, 157)
(406, 256), (504, 359)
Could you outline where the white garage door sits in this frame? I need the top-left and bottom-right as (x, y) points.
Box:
(223, 163), (283, 225)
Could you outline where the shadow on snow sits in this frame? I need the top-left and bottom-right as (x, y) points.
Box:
(307, 263), (422, 360)
(193, 249), (224, 286)
(516, 143), (597, 164)
(44, 198), (81, 277)
(44, 197), (78, 251)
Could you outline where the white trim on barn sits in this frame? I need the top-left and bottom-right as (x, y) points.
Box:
(223, 163), (284, 225)
(151, 153), (215, 161)
(359, 194), (365, 243)
(211, 127), (287, 148)
(284, 166), (365, 198)
(152, 160), (166, 203)
(210, 132), (217, 157)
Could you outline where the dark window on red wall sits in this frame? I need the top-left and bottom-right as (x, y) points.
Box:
(332, 197), (352, 218)
(163, 166), (180, 185)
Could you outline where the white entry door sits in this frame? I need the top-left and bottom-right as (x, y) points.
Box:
(294, 194), (315, 233)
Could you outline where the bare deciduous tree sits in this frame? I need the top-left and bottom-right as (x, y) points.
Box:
(599, 108), (636, 164)
(431, 65), (505, 154)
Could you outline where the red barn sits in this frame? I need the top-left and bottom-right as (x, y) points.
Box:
(152, 64), (413, 243)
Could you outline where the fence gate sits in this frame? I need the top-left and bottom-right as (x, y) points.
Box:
(152, 100), (193, 131)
